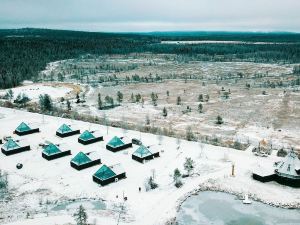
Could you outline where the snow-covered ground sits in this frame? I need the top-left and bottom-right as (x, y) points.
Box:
(0, 83), (73, 102)
(0, 107), (299, 225)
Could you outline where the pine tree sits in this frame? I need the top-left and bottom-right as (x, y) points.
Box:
(216, 115), (223, 125)
(97, 93), (102, 109)
(73, 205), (88, 225)
(173, 168), (183, 188)
(184, 157), (195, 176)
(117, 91), (123, 103)
(198, 94), (204, 102)
(66, 100), (71, 111)
(162, 107), (168, 117)
(131, 93), (135, 103)
(198, 103), (203, 113)
(176, 96), (181, 105)
(186, 126), (195, 141)
(39, 94), (52, 111)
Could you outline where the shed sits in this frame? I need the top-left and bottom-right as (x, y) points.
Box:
(56, 124), (80, 138)
(132, 145), (160, 163)
(1, 138), (30, 155)
(14, 122), (39, 136)
(42, 143), (71, 160)
(78, 130), (103, 145)
(70, 151), (101, 170)
(93, 164), (126, 186)
(106, 136), (132, 152)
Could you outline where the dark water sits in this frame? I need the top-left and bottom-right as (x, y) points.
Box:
(176, 191), (300, 225)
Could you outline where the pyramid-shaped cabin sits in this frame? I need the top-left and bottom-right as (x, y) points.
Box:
(132, 145), (160, 163)
(78, 130), (103, 145)
(1, 138), (30, 155)
(14, 122), (39, 136)
(56, 124), (80, 138)
(42, 143), (71, 160)
(70, 151), (101, 170)
(93, 164), (126, 186)
(106, 136), (132, 152)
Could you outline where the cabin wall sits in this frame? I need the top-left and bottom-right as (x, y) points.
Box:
(1, 145), (31, 156)
(15, 128), (40, 136)
(42, 150), (71, 160)
(56, 130), (80, 138)
(71, 159), (101, 170)
(78, 136), (103, 145)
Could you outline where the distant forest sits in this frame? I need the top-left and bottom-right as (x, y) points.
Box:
(1, 28), (300, 89)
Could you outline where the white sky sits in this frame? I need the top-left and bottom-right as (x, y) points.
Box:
(0, 0), (300, 32)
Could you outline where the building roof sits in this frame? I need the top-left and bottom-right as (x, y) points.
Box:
(107, 136), (125, 148)
(2, 139), (20, 151)
(132, 145), (153, 158)
(57, 124), (73, 134)
(79, 130), (95, 141)
(94, 165), (116, 181)
(16, 122), (31, 132)
(71, 152), (92, 165)
(275, 150), (300, 178)
(43, 143), (62, 155)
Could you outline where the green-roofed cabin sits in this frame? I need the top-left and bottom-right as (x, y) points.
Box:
(132, 145), (160, 163)
(78, 130), (103, 145)
(1, 139), (30, 156)
(14, 122), (39, 136)
(56, 124), (80, 138)
(106, 136), (132, 152)
(93, 164), (126, 186)
(42, 143), (71, 160)
(70, 151), (101, 170)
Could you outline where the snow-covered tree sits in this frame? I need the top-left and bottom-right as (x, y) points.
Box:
(173, 168), (183, 188)
(73, 205), (88, 225)
(184, 157), (195, 176)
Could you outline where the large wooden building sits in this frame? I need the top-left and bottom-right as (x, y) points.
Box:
(78, 130), (103, 145)
(132, 145), (160, 163)
(56, 124), (80, 138)
(42, 143), (71, 160)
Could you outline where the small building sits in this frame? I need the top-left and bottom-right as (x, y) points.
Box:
(14, 122), (39, 136)
(78, 130), (103, 145)
(106, 136), (132, 152)
(1, 139), (30, 156)
(93, 163), (126, 186)
(274, 150), (300, 187)
(56, 124), (80, 138)
(42, 143), (71, 160)
(132, 145), (160, 163)
(253, 150), (300, 188)
(70, 151), (101, 170)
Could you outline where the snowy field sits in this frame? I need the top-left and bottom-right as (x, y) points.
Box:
(0, 83), (74, 102)
(0, 107), (299, 225)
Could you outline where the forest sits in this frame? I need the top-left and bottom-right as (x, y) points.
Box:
(0, 28), (300, 89)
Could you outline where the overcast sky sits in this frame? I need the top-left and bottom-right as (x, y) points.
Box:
(0, 0), (300, 32)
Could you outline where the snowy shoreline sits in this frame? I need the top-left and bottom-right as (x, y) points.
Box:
(165, 179), (300, 225)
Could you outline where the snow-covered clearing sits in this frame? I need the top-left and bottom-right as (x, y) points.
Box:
(0, 107), (299, 225)
(0, 83), (74, 102)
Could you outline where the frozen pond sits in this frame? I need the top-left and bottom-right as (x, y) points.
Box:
(51, 199), (106, 212)
(176, 191), (300, 225)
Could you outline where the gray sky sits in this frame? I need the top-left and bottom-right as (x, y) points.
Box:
(1, 0), (300, 32)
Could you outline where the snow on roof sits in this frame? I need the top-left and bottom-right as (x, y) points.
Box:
(94, 165), (116, 180)
(15, 122), (32, 132)
(107, 136), (125, 148)
(79, 130), (95, 141)
(110, 163), (125, 175)
(86, 151), (101, 161)
(275, 150), (300, 178)
(252, 164), (275, 177)
(71, 152), (92, 165)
